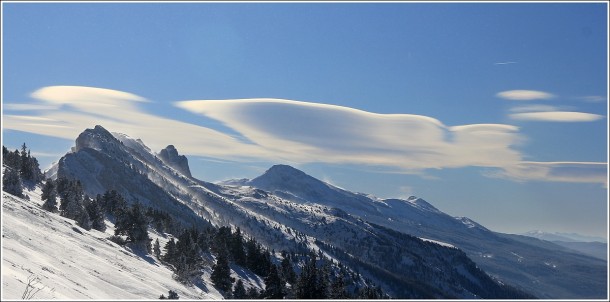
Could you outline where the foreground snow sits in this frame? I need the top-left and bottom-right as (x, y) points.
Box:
(1, 188), (224, 300)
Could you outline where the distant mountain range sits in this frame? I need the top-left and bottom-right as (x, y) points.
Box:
(3, 125), (607, 299)
(519, 230), (607, 261)
(520, 230), (606, 243)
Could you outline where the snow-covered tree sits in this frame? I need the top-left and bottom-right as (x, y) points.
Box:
(41, 179), (58, 213)
(263, 264), (285, 299)
(211, 251), (234, 293)
(57, 178), (91, 230)
(114, 201), (150, 250)
(154, 238), (161, 259)
(232, 279), (247, 299)
(2, 167), (23, 197)
(85, 196), (106, 232)
(167, 290), (179, 299)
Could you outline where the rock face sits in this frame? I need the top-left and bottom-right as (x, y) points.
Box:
(74, 125), (122, 154)
(158, 145), (192, 178)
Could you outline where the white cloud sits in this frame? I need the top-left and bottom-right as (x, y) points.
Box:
(501, 161), (608, 187)
(175, 98), (523, 170)
(509, 104), (561, 113)
(496, 90), (554, 101)
(4, 86), (267, 160)
(509, 111), (604, 122)
(5, 86), (606, 186)
(31, 86), (148, 104)
(578, 95), (606, 103)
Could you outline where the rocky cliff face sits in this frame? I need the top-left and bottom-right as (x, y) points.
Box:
(158, 145), (192, 178)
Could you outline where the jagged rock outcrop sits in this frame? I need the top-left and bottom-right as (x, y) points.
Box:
(158, 145), (192, 178)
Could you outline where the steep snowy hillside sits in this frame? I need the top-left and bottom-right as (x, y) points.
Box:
(1, 188), (227, 300)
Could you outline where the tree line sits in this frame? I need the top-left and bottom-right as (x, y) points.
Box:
(3, 144), (43, 197)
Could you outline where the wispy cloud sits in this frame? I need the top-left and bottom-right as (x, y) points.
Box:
(496, 90), (555, 101)
(494, 61), (517, 65)
(509, 111), (604, 122)
(3, 103), (58, 111)
(30, 151), (67, 158)
(577, 95), (607, 103)
(501, 161), (608, 187)
(399, 185), (415, 199)
(509, 104), (561, 113)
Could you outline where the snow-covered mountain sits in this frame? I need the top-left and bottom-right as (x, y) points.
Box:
(242, 168), (607, 299)
(9, 125), (605, 299)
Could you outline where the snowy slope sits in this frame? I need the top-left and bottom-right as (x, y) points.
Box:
(1, 188), (227, 300)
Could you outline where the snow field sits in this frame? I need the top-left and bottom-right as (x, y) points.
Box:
(2, 188), (224, 300)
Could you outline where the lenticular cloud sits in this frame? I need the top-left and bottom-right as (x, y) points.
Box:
(5, 85), (605, 185)
(175, 98), (523, 170)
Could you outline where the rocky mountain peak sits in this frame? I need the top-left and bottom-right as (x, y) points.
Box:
(74, 125), (122, 153)
(158, 145), (192, 178)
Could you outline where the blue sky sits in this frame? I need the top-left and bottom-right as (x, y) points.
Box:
(2, 2), (608, 238)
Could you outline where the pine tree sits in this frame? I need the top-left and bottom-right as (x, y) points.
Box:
(229, 227), (246, 266)
(57, 179), (91, 230)
(41, 179), (58, 213)
(17, 144), (40, 182)
(211, 252), (234, 293)
(296, 254), (318, 299)
(3, 167), (23, 197)
(102, 190), (127, 218)
(163, 238), (177, 264)
(154, 238), (161, 259)
(212, 226), (231, 256)
(78, 209), (92, 231)
(316, 263), (330, 299)
(115, 202), (150, 250)
(358, 286), (382, 299)
(263, 264), (285, 299)
(2, 146), (8, 163)
(3, 148), (21, 171)
(171, 229), (204, 284)
(330, 270), (349, 299)
(245, 287), (260, 299)
(167, 290), (179, 299)
(26, 156), (42, 183)
(280, 256), (297, 285)
(85, 196), (106, 232)
(57, 178), (85, 219)
(232, 279), (247, 299)
(19, 143), (31, 181)
(245, 237), (259, 271)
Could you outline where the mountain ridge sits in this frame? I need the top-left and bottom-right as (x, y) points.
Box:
(34, 125), (607, 298)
